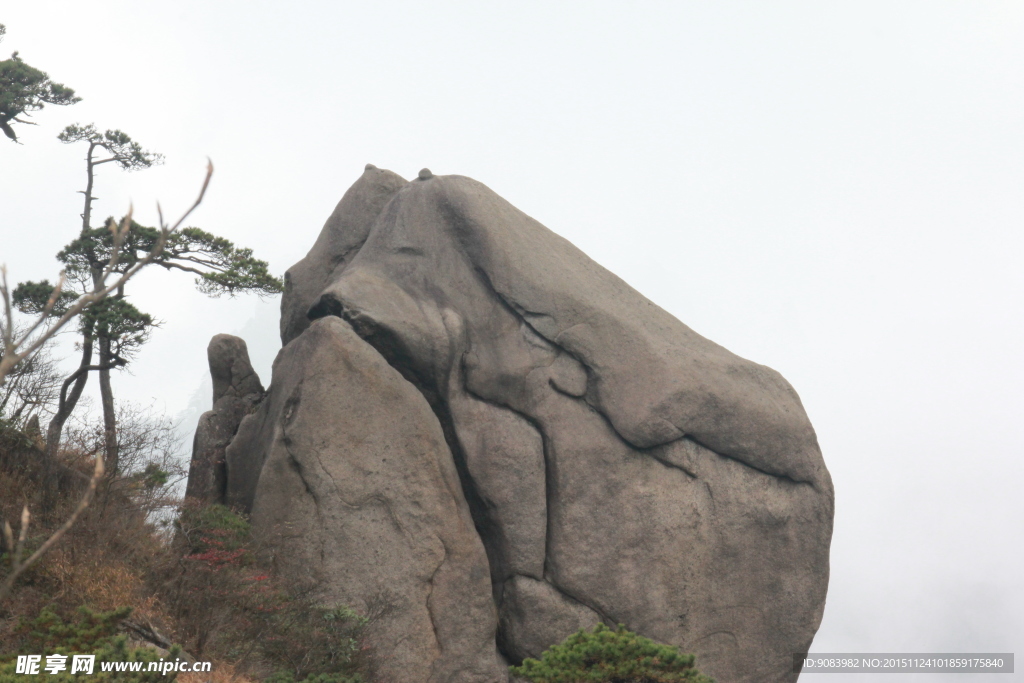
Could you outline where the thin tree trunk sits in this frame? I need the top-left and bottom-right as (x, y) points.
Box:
(38, 326), (98, 511)
(82, 144), (121, 475)
(81, 141), (96, 233)
(33, 143), (102, 510)
(45, 328), (94, 462)
(97, 336), (118, 475)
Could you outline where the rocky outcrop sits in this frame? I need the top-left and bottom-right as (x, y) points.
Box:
(226, 316), (505, 681)
(184, 335), (264, 504)
(202, 166), (834, 683)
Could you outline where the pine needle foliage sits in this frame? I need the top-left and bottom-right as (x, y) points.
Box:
(10, 605), (133, 653)
(0, 24), (80, 142)
(54, 221), (283, 298)
(509, 623), (714, 683)
(57, 124), (162, 170)
(0, 606), (182, 682)
(10, 280), (77, 317)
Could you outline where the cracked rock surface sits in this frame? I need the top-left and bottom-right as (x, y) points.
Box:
(206, 166), (834, 683)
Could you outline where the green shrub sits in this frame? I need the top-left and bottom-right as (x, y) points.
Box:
(168, 503), (371, 680)
(176, 502), (252, 559)
(509, 623), (714, 683)
(258, 604), (368, 681)
(9, 605), (132, 653)
(0, 606), (181, 682)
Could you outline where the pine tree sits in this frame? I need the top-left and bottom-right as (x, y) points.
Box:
(14, 126), (282, 475)
(0, 24), (79, 142)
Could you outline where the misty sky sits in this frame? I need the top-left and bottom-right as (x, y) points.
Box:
(2, 2), (1022, 680)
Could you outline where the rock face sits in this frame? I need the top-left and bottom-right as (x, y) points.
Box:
(185, 335), (264, 504)
(204, 166), (834, 683)
(279, 163), (407, 346)
(228, 317), (504, 681)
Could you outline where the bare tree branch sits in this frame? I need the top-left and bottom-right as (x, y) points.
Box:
(156, 262), (213, 277)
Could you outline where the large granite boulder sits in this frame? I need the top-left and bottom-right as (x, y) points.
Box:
(185, 334), (264, 504)
(208, 166), (834, 683)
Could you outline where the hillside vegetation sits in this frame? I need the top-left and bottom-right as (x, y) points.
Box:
(0, 408), (373, 682)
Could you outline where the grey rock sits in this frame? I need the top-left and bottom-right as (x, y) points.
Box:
(194, 166), (834, 683)
(279, 165), (407, 346)
(184, 335), (264, 504)
(304, 170), (833, 683)
(497, 575), (602, 662)
(227, 317), (506, 683)
(208, 334), (264, 403)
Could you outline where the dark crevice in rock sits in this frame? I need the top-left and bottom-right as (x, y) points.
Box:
(646, 452), (698, 479)
(685, 433), (814, 487)
(285, 444), (317, 507)
(418, 391), (507, 603)
(311, 308), (508, 607)
(503, 300), (555, 328)
(459, 381), (550, 586)
(471, 266), (591, 383)
(310, 293), (439, 404)
(495, 643), (517, 671)
(537, 421), (556, 584)
(545, 376), (581, 399)
(544, 578), (617, 630)
(425, 538), (448, 661)
(313, 290), (554, 651)
(214, 456), (228, 503)
(282, 437), (327, 571)
(704, 480), (716, 515)
(306, 289), (344, 322)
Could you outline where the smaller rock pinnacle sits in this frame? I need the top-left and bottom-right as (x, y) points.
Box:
(418, 168), (433, 180)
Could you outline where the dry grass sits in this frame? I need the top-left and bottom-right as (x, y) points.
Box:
(57, 552), (165, 621)
(1, 435), (176, 639)
(2, 423), (372, 682)
(1, 440), (239, 679)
